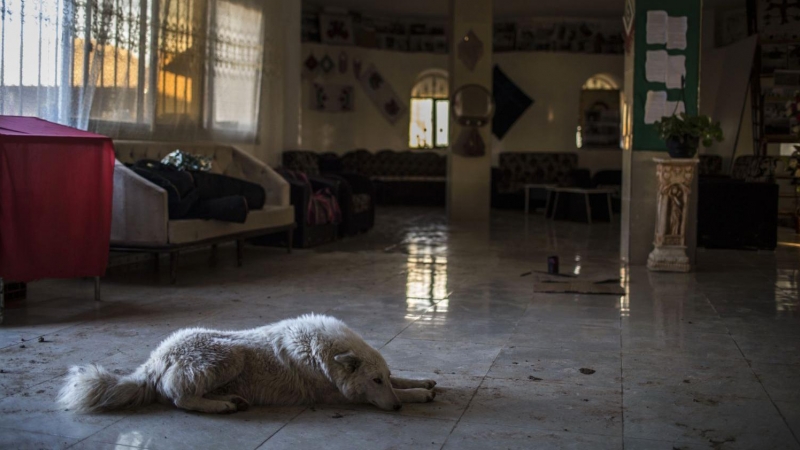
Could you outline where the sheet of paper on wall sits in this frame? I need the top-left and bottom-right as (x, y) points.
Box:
(664, 100), (685, 117)
(646, 11), (668, 45)
(645, 50), (668, 83)
(644, 90), (668, 124)
(667, 16), (688, 50)
(666, 55), (686, 89)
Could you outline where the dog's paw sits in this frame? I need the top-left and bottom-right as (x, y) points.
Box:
(229, 396), (250, 412)
(218, 402), (239, 414)
(425, 390), (436, 403)
(422, 380), (437, 389)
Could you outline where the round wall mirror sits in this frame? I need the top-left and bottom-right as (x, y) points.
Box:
(451, 84), (494, 127)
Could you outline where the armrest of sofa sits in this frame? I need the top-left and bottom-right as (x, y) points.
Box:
(335, 172), (375, 197)
(110, 161), (169, 246)
(283, 177), (312, 227)
(229, 147), (290, 208)
(308, 174), (341, 195)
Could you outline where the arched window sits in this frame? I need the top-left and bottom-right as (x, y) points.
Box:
(577, 74), (621, 149)
(582, 74), (618, 90)
(409, 71), (449, 149)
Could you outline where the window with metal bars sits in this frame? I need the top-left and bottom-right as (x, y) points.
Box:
(0, 0), (264, 141)
(409, 70), (449, 149)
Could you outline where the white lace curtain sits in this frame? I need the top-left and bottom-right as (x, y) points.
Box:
(0, 0), (266, 142)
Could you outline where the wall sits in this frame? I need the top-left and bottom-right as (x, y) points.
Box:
(239, 0), (299, 167)
(300, 43), (447, 154)
(493, 51), (624, 172)
(298, 43), (624, 172)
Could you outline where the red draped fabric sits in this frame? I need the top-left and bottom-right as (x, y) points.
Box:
(0, 116), (115, 282)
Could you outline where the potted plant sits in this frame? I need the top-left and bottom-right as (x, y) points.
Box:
(654, 113), (724, 158)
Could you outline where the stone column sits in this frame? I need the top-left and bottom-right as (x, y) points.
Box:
(621, 0), (701, 267)
(447, 0), (492, 222)
(647, 158), (698, 272)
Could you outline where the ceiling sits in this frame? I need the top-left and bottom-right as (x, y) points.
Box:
(303, 0), (746, 19)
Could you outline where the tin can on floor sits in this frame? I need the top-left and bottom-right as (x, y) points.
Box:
(547, 256), (559, 275)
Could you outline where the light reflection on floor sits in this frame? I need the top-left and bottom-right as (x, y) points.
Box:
(404, 238), (449, 319)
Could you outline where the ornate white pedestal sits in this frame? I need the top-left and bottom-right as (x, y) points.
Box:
(647, 158), (698, 272)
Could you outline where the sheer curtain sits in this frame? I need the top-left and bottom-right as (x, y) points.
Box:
(0, 0), (267, 144)
(206, 0), (263, 140)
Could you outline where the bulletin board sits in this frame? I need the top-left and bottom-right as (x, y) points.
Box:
(632, 0), (702, 150)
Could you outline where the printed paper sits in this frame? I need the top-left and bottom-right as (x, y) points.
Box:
(667, 55), (686, 89)
(646, 11), (668, 45)
(644, 90), (668, 124)
(646, 50), (668, 83)
(664, 100), (685, 117)
(667, 16), (688, 50)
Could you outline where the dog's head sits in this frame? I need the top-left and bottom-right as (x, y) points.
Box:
(333, 349), (401, 411)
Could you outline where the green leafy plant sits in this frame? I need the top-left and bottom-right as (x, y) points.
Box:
(654, 113), (724, 148)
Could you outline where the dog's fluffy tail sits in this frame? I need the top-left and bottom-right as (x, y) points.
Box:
(58, 364), (155, 412)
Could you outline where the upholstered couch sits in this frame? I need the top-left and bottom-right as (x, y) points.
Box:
(491, 152), (582, 210)
(254, 169), (342, 249)
(282, 150), (375, 236)
(698, 154), (723, 177)
(112, 142), (295, 282)
(697, 154), (781, 250)
(339, 149), (447, 206)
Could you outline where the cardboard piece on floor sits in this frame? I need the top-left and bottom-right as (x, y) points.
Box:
(533, 280), (625, 295)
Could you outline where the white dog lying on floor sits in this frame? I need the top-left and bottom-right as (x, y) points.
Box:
(58, 314), (436, 413)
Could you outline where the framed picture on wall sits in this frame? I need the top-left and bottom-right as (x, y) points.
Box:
(494, 23), (517, 52)
(579, 89), (621, 148)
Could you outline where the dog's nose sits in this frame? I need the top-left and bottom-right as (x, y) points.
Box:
(393, 404), (402, 411)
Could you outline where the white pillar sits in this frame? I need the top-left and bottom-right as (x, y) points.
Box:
(447, 0), (492, 222)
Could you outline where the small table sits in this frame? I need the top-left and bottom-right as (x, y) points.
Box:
(546, 187), (615, 223)
(0, 116), (115, 323)
(523, 184), (557, 215)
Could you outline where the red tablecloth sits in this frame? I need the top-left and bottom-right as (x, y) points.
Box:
(0, 116), (115, 282)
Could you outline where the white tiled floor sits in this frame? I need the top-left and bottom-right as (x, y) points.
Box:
(1, 207), (799, 449)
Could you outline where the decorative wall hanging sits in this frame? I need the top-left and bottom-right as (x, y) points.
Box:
(493, 23), (517, 52)
(450, 84), (494, 157)
(319, 54), (335, 74)
(623, 0), (635, 54)
(357, 64), (407, 124)
(303, 9), (623, 55)
(353, 58), (363, 79)
(302, 12), (321, 43)
(320, 13), (355, 46)
(311, 83), (355, 113)
(515, 19), (624, 54)
(338, 52), (348, 74)
(304, 53), (320, 76)
(458, 30), (484, 71)
(492, 65), (534, 139)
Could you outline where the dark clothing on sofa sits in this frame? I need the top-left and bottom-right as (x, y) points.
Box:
(130, 160), (265, 223)
(191, 171), (265, 211)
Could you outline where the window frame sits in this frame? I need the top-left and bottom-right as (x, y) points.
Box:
(409, 71), (449, 150)
(0, 0), (264, 143)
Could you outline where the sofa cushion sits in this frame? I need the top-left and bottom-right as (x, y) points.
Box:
(282, 150), (321, 175)
(168, 205), (294, 245)
(367, 150), (446, 177)
(698, 154), (723, 176)
(352, 193), (371, 214)
(731, 155), (788, 181)
(497, 152), (578, 193)
(340, 149), (373, 175)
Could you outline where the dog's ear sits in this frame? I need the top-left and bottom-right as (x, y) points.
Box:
(334, 351), (361, 372)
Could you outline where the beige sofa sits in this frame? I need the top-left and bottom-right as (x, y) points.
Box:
(111, 141), (295, 282)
